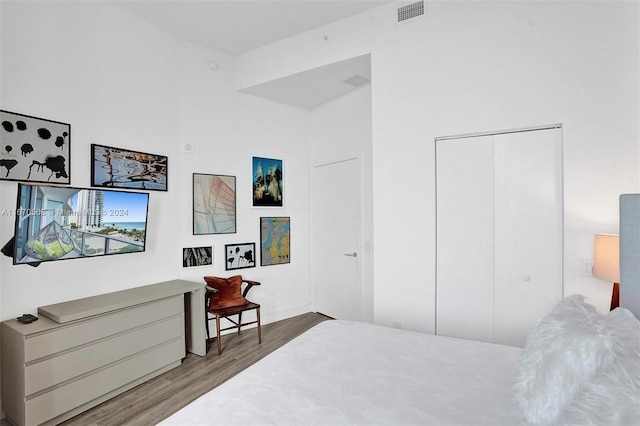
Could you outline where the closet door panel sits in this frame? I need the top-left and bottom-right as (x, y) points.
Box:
(493, 129), (563, 347)
(436, 136), (495, 343)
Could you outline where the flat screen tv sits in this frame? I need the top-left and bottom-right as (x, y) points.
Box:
(13, 183), (149, 265)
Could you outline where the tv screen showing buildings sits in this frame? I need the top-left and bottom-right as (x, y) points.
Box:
(13, 183), (149, 264)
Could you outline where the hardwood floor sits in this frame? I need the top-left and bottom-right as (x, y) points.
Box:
(51, 312), (331, 426)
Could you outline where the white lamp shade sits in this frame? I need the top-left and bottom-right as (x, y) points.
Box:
(593, 233), (620, 283)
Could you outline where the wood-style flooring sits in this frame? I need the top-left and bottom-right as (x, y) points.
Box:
(45, 312), (331, 426)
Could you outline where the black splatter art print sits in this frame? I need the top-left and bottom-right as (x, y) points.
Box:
(0, 110), (71, 184)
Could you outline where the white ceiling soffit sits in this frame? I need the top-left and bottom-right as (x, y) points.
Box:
(114, 0), (389, 57)
(239, 54), (371, 109)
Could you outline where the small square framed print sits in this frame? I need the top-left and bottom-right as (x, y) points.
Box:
(225, 242), (256, 270)
(183, 246), (213, 268)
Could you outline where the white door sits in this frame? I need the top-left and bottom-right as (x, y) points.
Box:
(312, 157), (363, 321)
(493, 129), (563, 347)
(436, 127), (563, 347)
(436, 135), (496, 343)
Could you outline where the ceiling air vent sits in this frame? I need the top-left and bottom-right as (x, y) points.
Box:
(344, 74), (370, 87)
(397, 1), (424, 23)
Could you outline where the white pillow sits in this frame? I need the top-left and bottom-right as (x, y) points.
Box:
(513, 295), (615, 424)
(563, 308), (640, 426)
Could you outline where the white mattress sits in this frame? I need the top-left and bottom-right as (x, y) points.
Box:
(159, 320), (528, 425)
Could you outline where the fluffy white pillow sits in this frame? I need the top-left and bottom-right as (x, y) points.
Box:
(563, 308), (640, 426)
(513, 295), (615, 424)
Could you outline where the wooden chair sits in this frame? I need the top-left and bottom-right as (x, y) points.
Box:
(204, 275), (261, 355)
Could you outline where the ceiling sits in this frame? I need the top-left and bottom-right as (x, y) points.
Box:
(115, 0), (389, 56)
(114, 0), (390, 108)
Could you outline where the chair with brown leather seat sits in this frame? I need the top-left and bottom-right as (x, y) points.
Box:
(204, 275), (261, 355)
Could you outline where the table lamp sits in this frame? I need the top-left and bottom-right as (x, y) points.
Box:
(593, 233), (620, 310)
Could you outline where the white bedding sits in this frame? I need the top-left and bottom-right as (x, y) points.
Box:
(159, 320), (527, 425)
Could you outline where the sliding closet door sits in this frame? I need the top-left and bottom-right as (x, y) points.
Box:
(436, 127), (563, 347)
(436, 135), (495, 343)
(493, 129), (563, 347)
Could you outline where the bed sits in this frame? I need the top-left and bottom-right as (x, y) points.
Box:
(160, 319), (526, 425)
(159, 297), (640, 426)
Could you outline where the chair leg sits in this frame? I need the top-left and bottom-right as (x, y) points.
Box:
(238, 312), (243, 335)
(205, 312), (210, 341)
(257, 307), (262, 344)
(216, 314), (222, 356)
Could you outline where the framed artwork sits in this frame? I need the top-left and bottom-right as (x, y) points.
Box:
(260, 216), (290, 266)
(193, 173), (236, 235)
(0, 110), (71, 184)
(225, 242), (256, 270)
(91, 144), (167, 191)
(183, 246), (213, 268)
(252, 156), (283, 207)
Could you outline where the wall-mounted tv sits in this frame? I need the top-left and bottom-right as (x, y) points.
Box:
(13, 183), (149, 265)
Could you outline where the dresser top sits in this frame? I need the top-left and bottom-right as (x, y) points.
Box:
(37, 279), (203, 324)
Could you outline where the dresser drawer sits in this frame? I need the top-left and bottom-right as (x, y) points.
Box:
(25, 314), (184, 396)
(25, 295), (183, 362)
(25, 338), (185, 426)
(1, 280), (203, 426)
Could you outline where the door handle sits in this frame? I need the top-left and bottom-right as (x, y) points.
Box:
(344, 252), (358, 257)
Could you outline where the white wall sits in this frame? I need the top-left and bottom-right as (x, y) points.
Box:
(0, 0), (182, 316)
(0, 1), (316, 322)
(237, 1), (640, 330)
(173, 41), (315, 323)
(0, 1), (318, 416)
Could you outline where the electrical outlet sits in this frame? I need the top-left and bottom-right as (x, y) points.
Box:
(581, 258), (594, 277)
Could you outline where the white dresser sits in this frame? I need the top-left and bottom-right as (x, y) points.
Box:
(1, 280), (205, 426)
